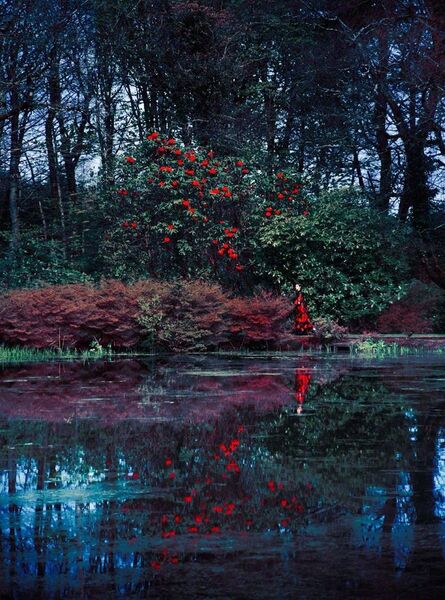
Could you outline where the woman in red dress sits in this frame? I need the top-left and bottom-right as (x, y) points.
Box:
(294, 283), (313, 334)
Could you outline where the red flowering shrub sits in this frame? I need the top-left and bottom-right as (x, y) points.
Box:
(0, 281), (295, 350)
(374, 281), (443, 333)
(98, 134), (305, 286)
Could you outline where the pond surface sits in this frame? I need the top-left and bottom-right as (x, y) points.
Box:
(1, 353), (445, 599)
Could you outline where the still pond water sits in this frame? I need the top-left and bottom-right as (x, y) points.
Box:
(1, 353), (445, 599)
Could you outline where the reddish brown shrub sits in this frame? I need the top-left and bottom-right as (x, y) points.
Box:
(227, 292), (294, 348)
(0, 281), (295, 350)
(0, 281), (143, 348)
(375, 281), (443, 333)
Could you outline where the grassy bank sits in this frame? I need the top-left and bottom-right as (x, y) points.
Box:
(0, 343), (117, 365)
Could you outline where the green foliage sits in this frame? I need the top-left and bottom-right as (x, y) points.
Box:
(0, 231), (92, 290)
(312, 317), (348, 341)
(136, 280), (230, 352)
(253, 189), (410, 322)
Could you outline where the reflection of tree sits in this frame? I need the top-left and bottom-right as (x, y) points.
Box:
(2, 363), (445, 596)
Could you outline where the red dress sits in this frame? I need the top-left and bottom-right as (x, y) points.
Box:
(294, 291), (313, 333)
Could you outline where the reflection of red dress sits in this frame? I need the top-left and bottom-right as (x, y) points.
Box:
(295, 369), (311, 415)
(294, 292), (313, 333)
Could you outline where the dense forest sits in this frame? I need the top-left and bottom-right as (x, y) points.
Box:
(1, 0), (445, 331)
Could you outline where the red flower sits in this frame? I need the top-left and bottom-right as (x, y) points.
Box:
(184, 495), (193, 503)
(146, 131), (159, 140)
(276, 172), (284, 179)
(122, 221), (129, 228)
(236, 160), (244, 167)
(188, 207), (195, 214)
(207, 150), (215, 158)
(173, 148), (182, 155)
(191, 180), (201, 187)
(159, 181), (166, 187)
(185, 169), (195, 176)
(150, 561), (161, 570)
(182, 199), (191, 207)
(171, 180), (179, 188)
(174, 515), (182, 524)
(210, 188), (220, 195)
(303, 210), (309, 216)
(130, 222), (137, 229)
(235, 264), (243, 271)
(160, 165), (173, 172)
(265, 211), (272, 218)
(168, 138), (176, 145)
(170, 555), (179, 564)
(187, 526), (199, 533)
(194, 515), (203, 524)
(165, 458), (172, 466)
(212, 239), (219, 245)
(242, 168), (249, 174)
(217, 249), (225, 255)
(226, 460), (240, 473)
(277, 193), (284, 200)
(125, 156), (136, 164)
(117, 189), (129, 196)
(208, 167), (218, 175)
(203, 216), (209, 222)
(267, 480), (276, 492)
(169, 472), (176, 479)
(167, 224), (174, 231)
(210, 525), (221, 533)
(224, 192), (232, 198)
(275, 209), (281, 215)
(177, 159), (185, 166)
(161, 515), (169, 525)
(200, 159), (209, 167)
(213, 506), (223, 513)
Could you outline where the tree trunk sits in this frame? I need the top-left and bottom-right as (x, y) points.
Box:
(399, 141), (430, 230)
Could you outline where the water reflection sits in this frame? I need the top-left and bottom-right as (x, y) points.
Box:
(1, 355), (445, 598)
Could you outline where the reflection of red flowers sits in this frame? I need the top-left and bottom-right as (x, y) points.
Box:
(165, 458), (172, 466)
(187, 526), (199, 533)
(169, 472), (176, 479)
(150, 561), (161, 570)
(267, 480), (276, 492)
